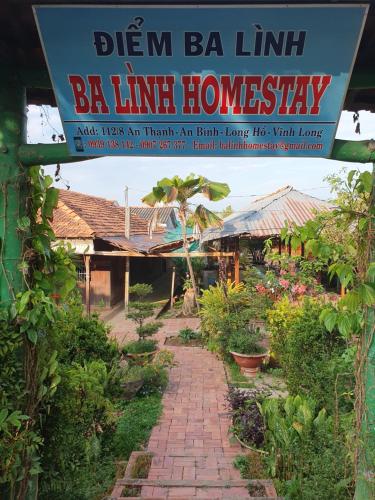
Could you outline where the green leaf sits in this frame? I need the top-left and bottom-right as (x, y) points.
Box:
(359, 171), (373, 193)
(27, 329), (38, 344)
(340, 290), (361, 311)
(142, 188), (163, 206)
(358, 217), (369, 232)
(43, 187), (59, 218)
(290, 235), (300, 251)
(305, 239), (319, 256)
(50, 374), (61, 389)
(323, 311), (337, 332)
(358, 283), (375, 306)
(18, 290), (31, 313)
(17, 216), (31, 231)
(193, 205), (223, 230)
(337, 315), (352, 337)
(0, 409), (8, 426)
(280, 227), (288, 241)
(201, 180), (230, 201)
(336, 264), (354, 288)
(163, 185), (178, 203)
(367, 262), (375, 281)
(347, 169), (356, 187)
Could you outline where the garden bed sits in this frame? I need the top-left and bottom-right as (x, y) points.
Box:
(120, 451), (154, 497)
(164, 335), (203, 347)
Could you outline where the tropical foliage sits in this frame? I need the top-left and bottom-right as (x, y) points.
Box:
(142, 174), (230, 306)
(0, 167), (171, 500)
(260, 396), (354, 499)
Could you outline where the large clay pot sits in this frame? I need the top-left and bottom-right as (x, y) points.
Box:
(230, 351), (268, 378)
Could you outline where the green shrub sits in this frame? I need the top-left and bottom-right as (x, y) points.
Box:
(113, 394), (162, 459)
(242, 265), (274, 320)
(139, 365), (169, 395)
(228, 328), (265, 355)
(288, 299), (351, 410)
(40, 360), (117, 500)
(261, 396), (354, 499)
(268, 298), (352, 411)
(233, 453), (267, 479)
(199, 281), (249, 354)
(127, 284), (162, 341)
(137, 321), (162, 338)
(39, 300), (125, 499)
(178, 327), (201, 343)
(266, 297), (301, 364)
(52, 303), (119, 367)
(123, 339), (158, 354)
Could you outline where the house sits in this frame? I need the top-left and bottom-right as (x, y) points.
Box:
(201, 186), (331, 274)
(52, 189), (181, 310)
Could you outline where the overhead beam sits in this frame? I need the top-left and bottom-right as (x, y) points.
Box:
(19, 68), (51, 90)
(349, 71), (375, 90)
(331, 139), (375, 163)
(18, 143), (97, 166)
(93, 251), (235, 258)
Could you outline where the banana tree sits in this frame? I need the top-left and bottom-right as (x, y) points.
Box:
(142, 174), (230, 308)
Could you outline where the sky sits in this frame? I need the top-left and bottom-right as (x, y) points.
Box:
(27, 106), (375, 213)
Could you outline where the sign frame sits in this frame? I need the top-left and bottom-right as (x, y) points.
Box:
(33, 3), (369, 158)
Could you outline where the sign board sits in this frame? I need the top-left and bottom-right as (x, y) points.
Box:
(34, 4), (368, 158)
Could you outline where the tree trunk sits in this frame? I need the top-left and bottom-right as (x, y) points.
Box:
(182, 287), (196, 316)
(180, 212), (200, 311)
(184, 239), (200, 311)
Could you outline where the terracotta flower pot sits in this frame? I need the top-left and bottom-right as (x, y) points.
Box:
(230, 351), (268, 378)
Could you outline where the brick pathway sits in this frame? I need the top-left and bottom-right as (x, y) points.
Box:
(106, 311), (200, 347)
(142, 345), (250, 499)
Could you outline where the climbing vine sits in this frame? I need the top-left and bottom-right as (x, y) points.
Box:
(0, 166), (76, 499)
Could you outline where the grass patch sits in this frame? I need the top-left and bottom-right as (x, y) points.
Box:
(131, 454), (152, 479)
(233, 452), (267, 479)
(113, 394), (163, 459)
(165, 336), (203, 347)
(226, 361), (255, 388)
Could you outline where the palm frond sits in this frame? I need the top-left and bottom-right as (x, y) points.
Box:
(193, 204), (224, 230)
(201, 180), (230, 201)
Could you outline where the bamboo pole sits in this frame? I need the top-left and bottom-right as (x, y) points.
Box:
(84, 255), (91, 315)
(170, 265), (176, 308)
(234, 251), (240, 285)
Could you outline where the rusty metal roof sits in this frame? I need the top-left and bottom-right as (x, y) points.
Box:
(201, 186), (331, 243)
(131, 207), (178, 227)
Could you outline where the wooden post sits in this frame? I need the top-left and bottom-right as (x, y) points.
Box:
(170, 266), (176, 308)
(234, 251), (240, 285)
(84, 255), (91, 315)
(124, 256), (130, 314)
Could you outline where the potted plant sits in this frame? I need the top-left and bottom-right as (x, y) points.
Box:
(123, 284), (162, 362)
(228, 326), (268, 378)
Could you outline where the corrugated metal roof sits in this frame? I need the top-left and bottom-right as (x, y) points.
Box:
(131, 207), (177, 227)
(99, 236), (143, 254)
(201, 186), (331, 243)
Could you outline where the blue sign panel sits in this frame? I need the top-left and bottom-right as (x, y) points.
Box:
(34, 5), (367, 157)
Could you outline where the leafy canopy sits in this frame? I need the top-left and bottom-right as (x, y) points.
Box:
(142, 174), (230, 231)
